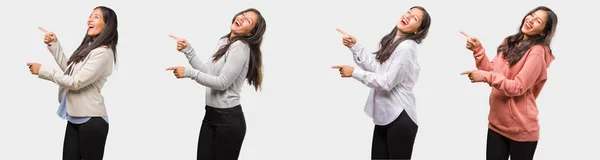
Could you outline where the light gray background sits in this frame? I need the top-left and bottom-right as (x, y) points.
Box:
(0, 0), (597, 159)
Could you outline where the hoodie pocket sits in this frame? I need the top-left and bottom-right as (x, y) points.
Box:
(488, 93), (516, 131)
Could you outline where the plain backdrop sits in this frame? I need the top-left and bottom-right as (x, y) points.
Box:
(0, 0), (597, 159)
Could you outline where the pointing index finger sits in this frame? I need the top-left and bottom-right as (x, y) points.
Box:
(459, 30), (470, 38)
(331, 65), (344, 69)
(460, 70), (473, 75)
(169, 35), (182, 41)
(336, 28), (348, 35)
(38, 26), (49, 33)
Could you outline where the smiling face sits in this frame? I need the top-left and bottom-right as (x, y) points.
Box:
(230, 11), (259, 38)
(87, 8), (106, 38)
(521, 9), (548, 38)
(397, 8), (425, 35)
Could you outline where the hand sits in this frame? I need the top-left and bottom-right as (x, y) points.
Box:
(331, 65), (354, 78)
(39, 27), (57, 46)
(460, 31), (480, 51)
(336, 28), (356, 48)
(166, 66), (185, 78)
(169, 35), (189, 51)
(460, 70), (486, 83)
(27, 62), (42, 75)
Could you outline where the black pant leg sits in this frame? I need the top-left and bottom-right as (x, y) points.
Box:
(78, 117), (109, 160)
(486, 128), (510, 160)
(385, 110), (418, 160)
(214, 112), (246, 160)
(372, 124), (389, 159)
(62, 122), (81, 160)
(197, 117), (216, 160)
(508, 138), (538, 160)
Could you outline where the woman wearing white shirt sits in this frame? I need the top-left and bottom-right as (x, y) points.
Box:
(332, 6), (431, 160)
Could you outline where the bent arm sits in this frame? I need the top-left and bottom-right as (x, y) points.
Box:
(352, 42), (417, 91)
(38, 48), (113, 90)
(479, 47), (546, 97)
(47, 41), (69, 71)
(183, 44), (249, 91)
(472, 45), (493, 71)
(349, 41), (378, 72)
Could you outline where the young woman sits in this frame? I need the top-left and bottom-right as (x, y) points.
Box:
(460, 6), (558, 160)
(165, 8), (266, 160)
(26, 6), (118, 160)
(331, 6), (431, 160)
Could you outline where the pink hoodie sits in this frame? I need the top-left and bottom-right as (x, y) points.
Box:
(471, 42), (555, 142)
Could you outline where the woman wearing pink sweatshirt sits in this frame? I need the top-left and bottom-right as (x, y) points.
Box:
(460, 6), (558, 160)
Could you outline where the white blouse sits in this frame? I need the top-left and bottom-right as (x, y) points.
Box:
(349, 36), (420, 126)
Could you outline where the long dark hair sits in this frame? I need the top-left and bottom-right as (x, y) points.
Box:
(68, 6), (118, 65)
(497, 6), (557, 66)
(213, 8), (266, 91)
(373, 6), (431, 64)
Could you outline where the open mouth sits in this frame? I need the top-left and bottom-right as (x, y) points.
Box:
(234, 20), (241, 27)
(88, 24), (95, 30)
(401, 18), (408, 25)
(524, 23), (532, 30)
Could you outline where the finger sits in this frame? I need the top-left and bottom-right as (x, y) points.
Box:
(331, 65), (344, 69)
(460, 70), (473, 75)
(38, 26), (49, 33)
(166, 67), (178, 70)
(169, 35), (182, 41)
(26, 62), (36, 66)
(336, 28), (348, 35)
(459, 30), (470, 38)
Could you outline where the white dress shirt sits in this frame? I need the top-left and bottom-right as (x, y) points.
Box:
(349, 36), (420, 126)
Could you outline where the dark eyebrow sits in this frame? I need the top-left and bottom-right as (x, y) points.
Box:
(532, 13), (543, 21)
(412, 11), (421, 21)
(244, 13), (254, 23)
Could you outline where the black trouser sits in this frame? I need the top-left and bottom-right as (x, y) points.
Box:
(486, 128), (538, 160)
(63, 117), (109, 160)
(372, 110), (418, 160)
(197, 105), (246, 160)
